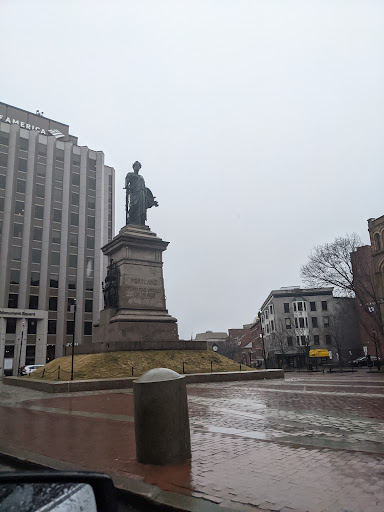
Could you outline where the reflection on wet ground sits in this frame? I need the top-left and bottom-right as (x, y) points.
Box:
(1, 372), (384, 512)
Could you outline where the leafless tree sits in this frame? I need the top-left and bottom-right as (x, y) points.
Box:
(219, 339), (241, 361)
(301, 234), (383, 359)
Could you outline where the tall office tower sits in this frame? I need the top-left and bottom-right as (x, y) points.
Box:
(0, 102), (115, 376)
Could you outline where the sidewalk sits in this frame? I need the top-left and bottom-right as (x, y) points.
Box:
(1, 373), (384, 512)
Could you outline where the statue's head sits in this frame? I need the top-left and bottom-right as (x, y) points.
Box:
(132, 161), (142, 173)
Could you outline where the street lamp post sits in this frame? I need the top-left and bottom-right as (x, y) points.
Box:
(70, 300), (77, 381)
(17, 319), (25, 376)
(258, 311), (268, 369)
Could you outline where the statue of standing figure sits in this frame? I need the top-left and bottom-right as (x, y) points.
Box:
(124, 161), (158, 225)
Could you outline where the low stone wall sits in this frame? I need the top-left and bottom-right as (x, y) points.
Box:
(72, 340), (207, 355)
(3, 369), (284, 393)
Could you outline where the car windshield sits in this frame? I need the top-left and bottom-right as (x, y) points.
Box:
(1, 3), (384, 512)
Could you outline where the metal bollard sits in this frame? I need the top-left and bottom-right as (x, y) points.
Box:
(210, 361), (213, 373)
(134, 368), (191, 465)
(57, 366), (60, 380)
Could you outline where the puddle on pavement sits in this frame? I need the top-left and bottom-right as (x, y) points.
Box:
(196, 425), (268, 440)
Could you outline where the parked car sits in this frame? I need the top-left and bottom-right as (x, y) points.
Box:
(347, 356), (380, 367)
(21, 364), (44, 376)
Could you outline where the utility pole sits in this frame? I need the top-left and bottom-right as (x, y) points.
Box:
(70, 300), (76, 380)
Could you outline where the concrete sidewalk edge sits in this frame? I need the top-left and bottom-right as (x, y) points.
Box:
(0, 445), (234, 512)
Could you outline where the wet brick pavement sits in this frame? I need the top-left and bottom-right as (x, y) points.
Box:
(1, 372), (384, 512)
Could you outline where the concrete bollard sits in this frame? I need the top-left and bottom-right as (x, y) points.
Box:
(133, 368), (191, 465)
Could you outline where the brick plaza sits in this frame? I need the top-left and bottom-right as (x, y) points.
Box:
(0, 372), (383, 512)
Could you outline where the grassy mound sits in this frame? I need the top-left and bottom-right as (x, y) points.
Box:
(30, 350), (252, 381)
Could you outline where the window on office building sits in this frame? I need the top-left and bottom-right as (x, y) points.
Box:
(31, 272), (40, 286)
(27, 319), (37, 335)
(10, 269), (20, 284)
(13, 223), (23, 238)
(71, 213), (79, 226)
(85, 299), (93, 313)
(16, 179), (26, 193)
(69, 254), (77, 268)
(314, 335), (320, 345)
(84, 322), (92, 335)
(48, 320), (57, 335)
(53, 209), (61, 222)
(53, 187), (62, 202)
(8, 294), (18, 308)
(18, 158), (27, 172)
(68, 276), (76, 290)
(15, 201), (24, 216)
(322, 301), (328, 311)
(72, 173), (80, 186)
(87, 216), (95, 229)
(67, 321), (75, 335)
(36, 184), (45, 198)
(33, 227), (42, 241)
(88, 177), (96, 190)
(11, 246), (22, 261)
(49, 296), (58, 311)
(287, 336), (293, 346)
(72, 192), (80, 206)
(52, 230), (61, 245)
(283, 303), (290, 313)
(69, 233), (78, 247)
(50, 275), (59, 288)
(6, 318), (17, 334)
(32, 249), (41, 264)
(312, 317), (318, 328)
(51, 252), (60, 266)
(326, 335), (331, 345)
(86, 236), (94, 249)
(34, 205), (44, 219)
(29, 295), (39, 309)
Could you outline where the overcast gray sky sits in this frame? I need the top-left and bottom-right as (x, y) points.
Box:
(2, 1), (384, 338)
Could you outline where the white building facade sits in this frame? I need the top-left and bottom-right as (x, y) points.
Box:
(0, 102), (115, 376)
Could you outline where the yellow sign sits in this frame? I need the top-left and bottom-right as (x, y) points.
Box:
(309, 349), (329, 358)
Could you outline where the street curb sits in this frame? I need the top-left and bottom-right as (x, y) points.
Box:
(0, 445), (234, 512)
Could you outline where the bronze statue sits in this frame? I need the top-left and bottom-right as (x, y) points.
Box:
(124, 161), (158, 225)
(102, 259), (119, 309)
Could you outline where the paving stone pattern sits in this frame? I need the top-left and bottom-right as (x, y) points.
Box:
(1, 372), (384, 511)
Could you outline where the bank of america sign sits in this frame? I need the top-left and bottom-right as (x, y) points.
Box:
(48, 129), (65, 139)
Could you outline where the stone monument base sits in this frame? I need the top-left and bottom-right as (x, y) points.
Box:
(92, 224), (180, 346)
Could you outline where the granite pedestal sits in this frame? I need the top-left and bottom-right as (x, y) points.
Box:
(93, 224), (179, 345)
